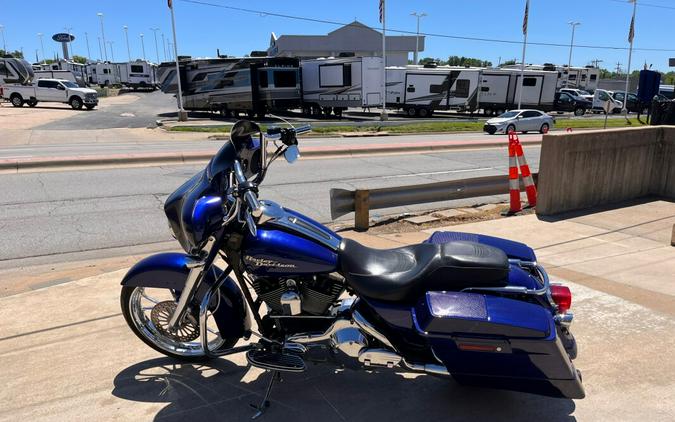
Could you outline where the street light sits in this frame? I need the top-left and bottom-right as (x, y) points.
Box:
(97, 36), (103, 61)
(0, 24), (6, 52)
(162, 33), (167, 61)
(64, 26), (74, 59)
(84, 32), (91, 61)
(123, 25), (131, 61)
(140, 33), (146, 61)
(410, 12), (427, 65)
(37, 32), (46, 64)
(107, 41), (115, 62)
(97, 13), (107, 61)
(150, 28), (160, 64)
(565, 21), (581, 88)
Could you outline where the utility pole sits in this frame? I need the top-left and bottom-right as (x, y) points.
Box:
(150, 28), (160, 64)
(616, 62), (623, 74)
(123, 25), (131, 61)
(565, 21), (581, 88)
(37, 33), (46, 64)
(140, 33), (146, 61)
(410, 12), (426, 65)
(84, 32), (91, 60)
(591, 58), (603, 68)
(97, 13), (107, 61)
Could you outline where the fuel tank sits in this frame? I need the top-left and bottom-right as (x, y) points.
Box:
(242, 201), (341, 277)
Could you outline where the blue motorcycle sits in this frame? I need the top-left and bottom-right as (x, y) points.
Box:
(121, 120), (584, 416)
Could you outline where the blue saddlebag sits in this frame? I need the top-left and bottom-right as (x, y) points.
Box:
(413, 291), (584, 399)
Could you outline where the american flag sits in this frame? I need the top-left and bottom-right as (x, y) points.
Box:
(379, 0), (385, 23)
(522, 0), (530, 36)
(628, 14), (635, 43)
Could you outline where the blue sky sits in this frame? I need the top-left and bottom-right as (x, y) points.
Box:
(2, 0), (674, 71)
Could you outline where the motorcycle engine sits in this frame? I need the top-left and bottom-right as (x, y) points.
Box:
(252, 273), (345, 315)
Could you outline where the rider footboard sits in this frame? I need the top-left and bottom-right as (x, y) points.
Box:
(413, 291), (585, 399)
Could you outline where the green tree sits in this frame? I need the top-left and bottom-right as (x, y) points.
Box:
(72, 55), (87, 64)
(0, 49), (24, 59)
(446, 56), (492, 67)
(500, 59), (517, 66)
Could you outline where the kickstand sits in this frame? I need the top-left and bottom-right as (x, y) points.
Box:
(250, 371), (281, 419)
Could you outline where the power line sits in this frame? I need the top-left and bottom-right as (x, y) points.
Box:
(606, 0), (675, 11)
(180, 0), (675, 52)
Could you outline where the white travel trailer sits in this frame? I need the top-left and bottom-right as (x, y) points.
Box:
(502, 64), (600, 91)
(87, 62), (121, 87)
(117, 60), (157, 90)
(385, 64), (482, 117)
(478, 68), (558, 114)
(36, 60), (88, 87)
(33, 69), (78, 84)
(300, 56), (383, 116)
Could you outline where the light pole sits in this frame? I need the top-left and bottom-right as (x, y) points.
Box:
(161, 33), (167, 60)
(140, 33), (146, 61)
(565, 21), (581, 88)
(64, 26), (74, 59)
(150, 28), (160, 63)
(97, 37), (103, 61)
(623, 0), (637, 113)
(0, 25), (6, 52)
(97, 13), (107, 61)
(37, 32), (46, 64)
(410, 12), (426, 65)
(107, 41), (115, 62)
(123, 25), (131, 61)
(84, 32), (91, 60)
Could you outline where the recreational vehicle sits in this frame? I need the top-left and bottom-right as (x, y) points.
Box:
(0, 58), (33, 85)
(157, 56), (301, 117)
(36, 60), (88, 87)
(502, 64), (599, 91)
(87, 62), (121, 87)
(385, 64), (481, 117)
(33, 70), (78, 84)
(300, 56), (383, 116)
(117, 60), (157, 90)
(477, 68), (558, 114)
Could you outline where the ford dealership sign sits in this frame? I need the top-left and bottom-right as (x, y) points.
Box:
(52, 33), (75, 43)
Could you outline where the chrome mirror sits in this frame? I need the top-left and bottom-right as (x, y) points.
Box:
(284, 145), (300, 164)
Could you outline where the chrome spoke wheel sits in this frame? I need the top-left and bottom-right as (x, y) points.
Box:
(127, 287), (225, 357)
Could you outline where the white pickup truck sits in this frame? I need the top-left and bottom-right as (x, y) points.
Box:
(1, 78), (98, 110)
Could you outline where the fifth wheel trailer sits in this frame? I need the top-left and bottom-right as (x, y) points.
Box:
(157, 56), (301, 117)
(300, 56), (383, 116)
(385, 65), (481, 117)
(117, 60), (157, 90)
(477, 68), (558, 114)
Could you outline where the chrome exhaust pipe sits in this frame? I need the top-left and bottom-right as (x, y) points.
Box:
(402, 359), (450, 376)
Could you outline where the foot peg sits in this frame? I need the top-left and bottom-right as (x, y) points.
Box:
(246, 349), (306, 373)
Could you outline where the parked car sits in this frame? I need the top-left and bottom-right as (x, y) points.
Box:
(2, 78), (98, 110)
(560, 88), (593, 101)
(483, 109), (555, 135)
(554, 92), (592, 116)
(611, 91), (646, 113)
(592, 89), (622, 114)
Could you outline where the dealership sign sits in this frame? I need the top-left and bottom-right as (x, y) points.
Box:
(52, 33), (75, 43)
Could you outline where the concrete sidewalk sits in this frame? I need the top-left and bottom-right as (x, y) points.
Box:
(0, 200), (673, 421)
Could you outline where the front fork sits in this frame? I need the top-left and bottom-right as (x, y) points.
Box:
(168, 235), (219, 331)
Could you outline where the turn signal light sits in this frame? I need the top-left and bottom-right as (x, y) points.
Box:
(550, 285), (572, 314)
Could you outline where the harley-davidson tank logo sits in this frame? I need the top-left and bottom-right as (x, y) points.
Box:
(244, 255), (297, 269)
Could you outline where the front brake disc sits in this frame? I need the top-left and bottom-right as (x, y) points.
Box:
(150, 301), (200, 342)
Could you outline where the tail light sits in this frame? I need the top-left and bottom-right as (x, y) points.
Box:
(550, 285), (572, 314)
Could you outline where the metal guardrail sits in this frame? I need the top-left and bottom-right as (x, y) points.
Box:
(330, 173), (538, 230)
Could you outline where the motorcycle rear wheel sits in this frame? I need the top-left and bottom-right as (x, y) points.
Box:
(121, 286), (237, 362)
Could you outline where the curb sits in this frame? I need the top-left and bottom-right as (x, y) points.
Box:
(0, 139), (542, 172)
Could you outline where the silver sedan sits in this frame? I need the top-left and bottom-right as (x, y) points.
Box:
(483, 109), (555, 135)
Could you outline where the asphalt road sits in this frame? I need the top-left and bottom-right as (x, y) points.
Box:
(0, 147), (540, 268)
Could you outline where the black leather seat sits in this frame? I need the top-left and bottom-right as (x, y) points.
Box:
(339, 239), (509, 302)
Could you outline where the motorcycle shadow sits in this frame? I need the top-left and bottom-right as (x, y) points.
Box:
(112, 357), (577, 421)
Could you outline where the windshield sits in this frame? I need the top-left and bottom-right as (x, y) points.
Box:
(61, 81), (79, 88)
(498, 111), (520, 118)
(578, 90), (590, 96)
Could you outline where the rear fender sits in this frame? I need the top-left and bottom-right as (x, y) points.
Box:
(121, 252), (250, 339)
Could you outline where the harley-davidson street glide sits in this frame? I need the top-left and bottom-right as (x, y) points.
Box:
(120, 120), (584, 417)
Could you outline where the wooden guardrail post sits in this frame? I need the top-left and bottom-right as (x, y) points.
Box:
(354, 190), (370, 231)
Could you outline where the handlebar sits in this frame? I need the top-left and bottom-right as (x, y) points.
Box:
(266, 125), (311, 145)
(233, 160), (262, 218)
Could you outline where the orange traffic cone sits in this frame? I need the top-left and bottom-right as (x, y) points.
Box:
(512, 137), (537, 207)
(507, 131), (522, 214)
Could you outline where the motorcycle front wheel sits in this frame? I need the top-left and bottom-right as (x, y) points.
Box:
(120, 286), (238, 362)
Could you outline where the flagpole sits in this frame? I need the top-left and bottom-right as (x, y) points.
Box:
(518, 0), (530, 110)
(169, 0), (187, 121)
(380, 0), (388, 121)
(623, 0), (637, 113)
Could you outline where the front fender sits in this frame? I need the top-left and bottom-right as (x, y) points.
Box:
(121, 252), (250, 339)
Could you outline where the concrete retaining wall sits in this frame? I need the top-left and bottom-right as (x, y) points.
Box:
(537, 126), (675, 215)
